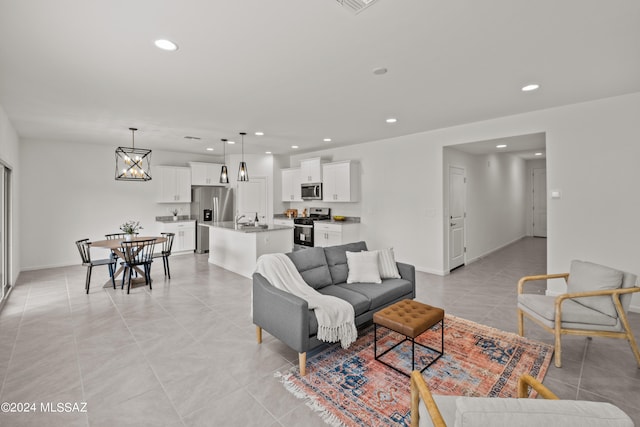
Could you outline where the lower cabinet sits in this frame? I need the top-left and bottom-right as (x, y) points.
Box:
(314, 222), (360, 247)
(157, 221), (196, 253)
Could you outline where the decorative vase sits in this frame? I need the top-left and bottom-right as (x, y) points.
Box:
(173, 216), (178, 221)
(124, 234), (133, 241)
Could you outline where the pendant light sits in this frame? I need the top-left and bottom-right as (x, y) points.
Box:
(237, 132), (249, 182)
(219, 138), (229, 184)
(115, 128), (152, 181)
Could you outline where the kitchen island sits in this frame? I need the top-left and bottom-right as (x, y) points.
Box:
(200, 222), (293, 278)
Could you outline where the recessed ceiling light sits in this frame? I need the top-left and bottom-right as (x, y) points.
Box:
(373, 67), (388, 75)
(386, 118), (397, 123)
(291, 145), (299, 149)
(154, 39), (178, 51)
(265, 151), (272, 154)
(206, 147), (214, 151)
(521, 84), (540, 92)
(227, 140), (236, 144)
(255, 132), (264, 136)
(323, 138), (332, 142)
(496, 144), (507, 148)
(535, 152), (543, 156)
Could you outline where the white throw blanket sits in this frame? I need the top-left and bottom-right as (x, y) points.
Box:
(255, 253), (357, 349)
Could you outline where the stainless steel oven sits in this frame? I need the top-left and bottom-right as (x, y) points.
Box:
(293, 219), (314, 248)
(293, 207), (331, 249)
(301, 183), (322, 200)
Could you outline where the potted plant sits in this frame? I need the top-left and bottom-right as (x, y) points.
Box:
(120, 220), (143, 240)
(171, 209), (179, 221)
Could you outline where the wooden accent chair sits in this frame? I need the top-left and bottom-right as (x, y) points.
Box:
(75, 239), (116, 293)
(517, 260), (640, 368)
(410, 371), (632, 426)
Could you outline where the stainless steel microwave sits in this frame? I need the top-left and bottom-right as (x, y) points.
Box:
(301, 183), (322, 200)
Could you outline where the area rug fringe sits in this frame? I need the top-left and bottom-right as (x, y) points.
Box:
(276, 371), (348, 427)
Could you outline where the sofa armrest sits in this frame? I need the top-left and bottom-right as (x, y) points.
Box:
(397, 262), (416, 297)
(252, 272), (311, 353)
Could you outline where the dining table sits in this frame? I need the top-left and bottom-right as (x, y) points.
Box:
(91, 236), (167, 288)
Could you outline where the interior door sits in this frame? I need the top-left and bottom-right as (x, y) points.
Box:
(449, 166), (466, 271)
(532, 168), (547, 237)
(237, 177), (267, 222)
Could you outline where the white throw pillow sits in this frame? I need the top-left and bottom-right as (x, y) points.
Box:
(346, 251), (381, 284)
(376, 248), (401, 279)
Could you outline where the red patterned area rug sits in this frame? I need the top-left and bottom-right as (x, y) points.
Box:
(278, 314), (553, 427)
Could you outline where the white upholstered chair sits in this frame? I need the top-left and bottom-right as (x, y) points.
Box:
(517, 260), (640, 368)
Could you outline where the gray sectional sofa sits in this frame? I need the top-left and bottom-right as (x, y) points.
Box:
(253, 241), (416, 375)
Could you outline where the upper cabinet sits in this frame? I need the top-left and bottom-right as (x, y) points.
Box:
(157, 166), (192, 203)
(189, 162), (224, 186)
(322, 160), (360, 202)
(300, 157), (322, 183)
(281, 168), (303, 202)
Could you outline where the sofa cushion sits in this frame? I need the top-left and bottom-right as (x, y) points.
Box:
(318, 285), (371, 316)
(324, 241), (368, 285)
(339, 278), (413, 310)
(454, 396), (633, 427)
(376, 248), (401, 279)
(286, 247), (332, 290)
(567, 260), (623, 318)
(346, 250), (381, 284)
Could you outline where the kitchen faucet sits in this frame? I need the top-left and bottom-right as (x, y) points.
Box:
(235, 214), (246, 227)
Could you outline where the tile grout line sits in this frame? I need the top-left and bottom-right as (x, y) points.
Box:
(103, 281), (188, 427)
(64, 272), (90, 427)
(0, 284), (30, 401)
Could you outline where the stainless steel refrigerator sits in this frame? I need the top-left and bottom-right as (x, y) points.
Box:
(191, 186), (234, 253)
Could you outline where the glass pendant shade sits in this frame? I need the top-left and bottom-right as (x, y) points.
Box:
(115, 128), (152, 181)
(219, 138), (229, 184)
(238, 161), (249, 182)
(237, 132), (249, 182)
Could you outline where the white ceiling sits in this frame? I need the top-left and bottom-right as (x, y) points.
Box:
(0, 0), (638, 156)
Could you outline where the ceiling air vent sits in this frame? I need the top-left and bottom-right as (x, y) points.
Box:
(335, 0), (379, 14)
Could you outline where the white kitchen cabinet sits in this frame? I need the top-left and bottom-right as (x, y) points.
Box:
(189, 162), (224, 186)
(158, 220), (196, 253)
(322, 160), (359, 202)
(157, 166), (192, 203)
(300, 157), (322, 183)
(314, 222), (360, 247)
(281, 168), (302, 202)
(273, 218), (294, 227)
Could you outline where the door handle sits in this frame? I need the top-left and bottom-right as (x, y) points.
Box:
(450, 223), (456, 226)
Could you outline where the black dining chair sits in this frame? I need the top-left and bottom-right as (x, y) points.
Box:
(120, 238), (156, 294)
(75, 239), (116, 293)
(153, 232), (175, 279)
(105, 232), (138, 268)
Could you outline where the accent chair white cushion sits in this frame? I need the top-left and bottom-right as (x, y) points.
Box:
(346, 250), (381, 284)
(567, 260), (623, 318)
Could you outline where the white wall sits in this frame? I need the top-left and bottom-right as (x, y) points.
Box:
(19, 139), (279, 270)
(284, 92), (640, 310)
(0, 105), (20, 284)
(443, 147), (528, 266)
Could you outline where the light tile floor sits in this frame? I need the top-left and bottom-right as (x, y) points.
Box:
(0, 237), (639, 426)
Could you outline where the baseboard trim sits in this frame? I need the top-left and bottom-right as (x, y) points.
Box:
(465, 235), (527, 265)
(415, 266), (446, 276)
(629, 303), (640, 314)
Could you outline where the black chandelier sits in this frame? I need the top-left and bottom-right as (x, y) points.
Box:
(115, 128), (152, 181)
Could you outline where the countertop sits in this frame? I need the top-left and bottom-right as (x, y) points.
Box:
(155, 216), (196, 223)
(199, 221), (292, 233)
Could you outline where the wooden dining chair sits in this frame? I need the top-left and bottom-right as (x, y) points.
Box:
(75, 239), (116, 293)
(152, 232), (175, 279)
(119, 238), (156, 294)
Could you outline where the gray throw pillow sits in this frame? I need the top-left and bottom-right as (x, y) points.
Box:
(567, 260), (623, 318)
